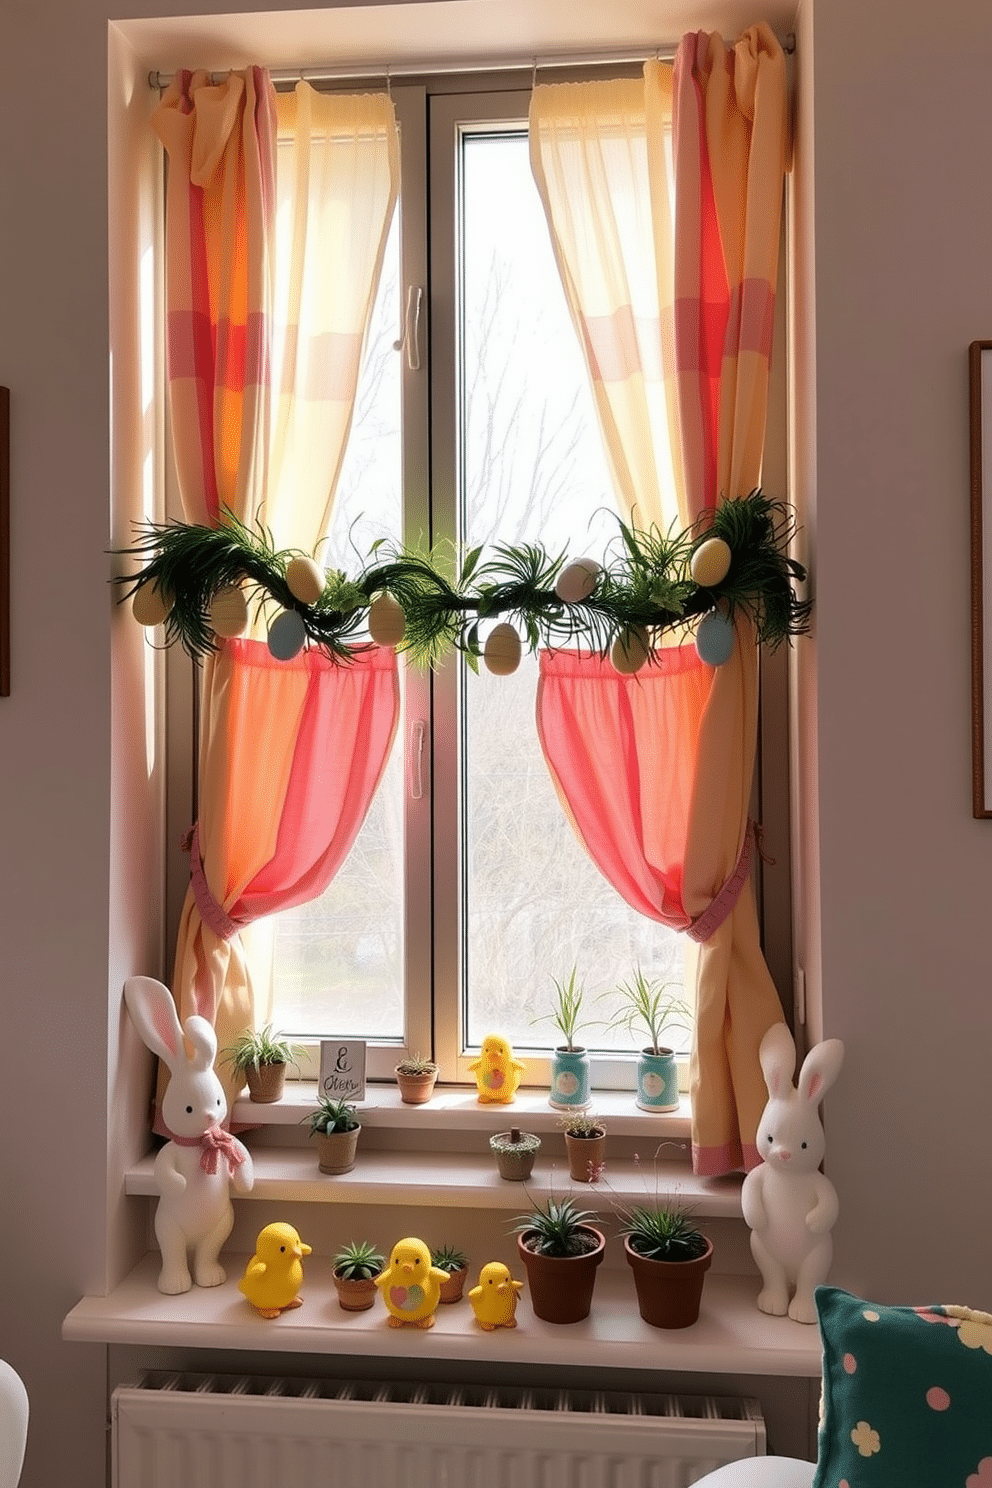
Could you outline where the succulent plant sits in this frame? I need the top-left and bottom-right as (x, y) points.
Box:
(394, 1053), (439, 1076)
(332, 1240), (385, 1280)
(305, 1094), (359, 1135)
(513, 1194), (600, 1258)
(430, 1244), (468, 1274)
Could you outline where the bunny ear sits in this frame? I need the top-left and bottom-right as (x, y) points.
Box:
(123, 976), (185, 1070)
(183, 1015), (218, 1071)
(758, 1021), (796, 1097)
(797, 1038), (845, 1104)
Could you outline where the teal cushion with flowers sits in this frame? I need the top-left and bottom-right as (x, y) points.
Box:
(813, 1286), (992, 1488)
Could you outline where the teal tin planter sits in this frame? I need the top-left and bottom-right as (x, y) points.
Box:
(548, 1047), (591, 1110)
(636, 1048), (679, 1112)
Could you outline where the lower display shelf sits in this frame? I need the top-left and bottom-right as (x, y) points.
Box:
(63, 1254), (822, 1378)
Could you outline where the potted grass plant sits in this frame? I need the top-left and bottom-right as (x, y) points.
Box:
(490, 1127), (541, 1181)
(431, 1244), (469, 1304)
(533, 966), (593, 1111)
(305, 1094), (361, 1174)
(558, 1110), (606, 1183)
(616, 1196), (712, 1328)
(220, 1024), (303, 1103)
(601, 969), (690, 1112)
(394, 1052), (440, 1105)
(513, 1193), (606, 1323)
(332, 1240), (385, 1312)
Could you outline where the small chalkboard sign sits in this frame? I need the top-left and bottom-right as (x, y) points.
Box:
(319, 1040), (367, 1102)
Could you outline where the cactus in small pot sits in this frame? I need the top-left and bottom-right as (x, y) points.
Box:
(394, 1052), (439, 1105)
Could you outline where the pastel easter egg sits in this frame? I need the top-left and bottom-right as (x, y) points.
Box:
(389, 1286), (408, 1308)
(267, 608), (307, 661)
(285, 555), (326, 606)
(610, 626), (650, 675)
(484, 1068), (505, 1089)
(695, 611), (735, 667)
(690, 536), (732, 588)
(208, 584), (249, 639)
(367, 593), (406, 648)
(484, 623), (522, 677)
(555, 559), (601, 604)
(131, 580), (173, 627)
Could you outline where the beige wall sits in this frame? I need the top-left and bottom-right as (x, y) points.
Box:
(2, 0), (992, 1483)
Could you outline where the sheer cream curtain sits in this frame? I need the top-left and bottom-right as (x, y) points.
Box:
(152, 73), (400, 1117)
(530, 26), (790, 1174)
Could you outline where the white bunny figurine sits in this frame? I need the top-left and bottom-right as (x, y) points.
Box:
(123, 975), (254, 1295)
(741, 1021), (844, 1324)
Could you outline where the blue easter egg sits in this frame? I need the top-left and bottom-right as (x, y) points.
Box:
(267, 609), (307, 661)
(695, 611), (735, 667)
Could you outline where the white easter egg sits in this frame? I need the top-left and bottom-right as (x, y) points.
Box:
(695, 610), (735, 666)
(610, 626), (650, 675)
(208, 584), (249, 639)
(267, 608), (307, 661)
(285, 555), (326, 606)
(131, 580), (173, 627)
(690, 536), (732, 588)
(483, 622), (522, 676)
(555, 559), (601, 604)
(367, 593), (406, 648)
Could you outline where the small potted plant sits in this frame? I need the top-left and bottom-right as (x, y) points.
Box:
(490, 1127), (541, 1181)
(558, 1110), (606, 1183)
(220, 1024), (303, 1103)
(600, 969), (690, 1112)
(533, 965), (593, 1110)
(394, 1052), (439, 1105)
(431, 1244), (469, 1303)
(332, 1239), (385, 1312)
(305, 1094), (361, 1174)
(513, 1193), (606, 1323)
(616, 1195), (712, 1329)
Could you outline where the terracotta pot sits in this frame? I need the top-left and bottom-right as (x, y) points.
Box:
(333, 1271), (380, 1312)
(564, 1129), (606, 1183)
(516, 1226), (606, 1323)
(395, 1069), (438, 1105)
(437, 1265), (468, 1304)
(315, 1123), (361, 1175)
(623, 1234), (713, 1328)
(491, 1132), (540, 1181)
(244, 1061), (287, 1104)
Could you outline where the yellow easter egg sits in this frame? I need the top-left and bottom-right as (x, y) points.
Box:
(208, 584), (249, 639)
(131, 580), (172, 627)
(484, 623), (522, 676)
(554, 559), (601, 604)
(690, 536), (732, 588)
(285, 556), (326, 606)
(367, 593), (406, 648)
(610, 626), (650, 675)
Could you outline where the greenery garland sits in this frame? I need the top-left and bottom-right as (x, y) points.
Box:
(115, 490), (811, 669)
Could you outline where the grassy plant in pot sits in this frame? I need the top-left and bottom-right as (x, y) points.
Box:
(558, 1111), (607, 1184)
(431, 1244), (469, 1304)
(490, 1127), (541, 1181)
(220, 1024), (303, 1103)
(332, 1240), (385, 1312)
(602, 969), (690, 1112)
(394, 1053), (439, 1105)
(534, 966), (593, 1111)
(513, 1194), (606, 1323)
(305, 1095), (361, 1174)
(616, 1197), (713, 1329)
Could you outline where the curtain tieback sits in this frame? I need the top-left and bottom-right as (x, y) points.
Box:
(164, 1122), (247, 1177)
(687, 820), (755, 943)
(183, 821), (240, 941)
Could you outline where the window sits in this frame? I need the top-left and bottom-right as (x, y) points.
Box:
(166, 72), (790, 1089)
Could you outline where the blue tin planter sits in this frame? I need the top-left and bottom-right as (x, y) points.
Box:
(636, 1048), (679, 1112)
(548, 1047), (591, 1110)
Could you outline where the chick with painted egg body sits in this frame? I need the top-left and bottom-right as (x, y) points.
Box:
(375, 1237), (448, 1328)
(469, 1034), (525, 1105)
(238, 1222), (312, 1319)
(469, 1262), (523, 1330)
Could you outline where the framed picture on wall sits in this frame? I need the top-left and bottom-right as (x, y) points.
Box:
(969, 342), (992, 815)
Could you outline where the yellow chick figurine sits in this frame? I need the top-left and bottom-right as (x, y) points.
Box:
(469, 1034), (526, 1104)
(238, 1222), (312, 1319)
(469, 1262), (524, 1330)
(375, 1237), (447, 1328)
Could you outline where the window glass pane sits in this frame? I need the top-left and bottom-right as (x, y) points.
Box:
(459, 130), (686, 1055)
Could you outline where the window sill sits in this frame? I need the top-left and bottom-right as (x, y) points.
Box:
(62, 1254), (820, 1378)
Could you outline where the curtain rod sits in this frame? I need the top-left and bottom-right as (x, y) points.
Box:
(148, 32), (794, 91)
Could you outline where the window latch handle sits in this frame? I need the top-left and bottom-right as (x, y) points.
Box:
(409, 718), (427, 800)
(393, 286), (423, 371)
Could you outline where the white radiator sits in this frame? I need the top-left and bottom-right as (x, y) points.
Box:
(112, 1371), (766, 1488)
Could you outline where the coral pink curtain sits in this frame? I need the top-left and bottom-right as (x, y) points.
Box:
(531, 26), (789, 1174)
(151, 70), (400, 1113)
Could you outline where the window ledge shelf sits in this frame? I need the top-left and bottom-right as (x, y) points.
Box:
(63, 1255), (820, 1378)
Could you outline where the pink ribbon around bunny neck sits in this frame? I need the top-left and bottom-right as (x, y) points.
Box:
(164, 1124), (246, 1177)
